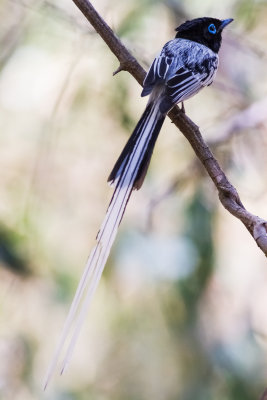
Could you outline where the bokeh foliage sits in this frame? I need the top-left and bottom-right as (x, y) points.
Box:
(0, 0), (267, 399)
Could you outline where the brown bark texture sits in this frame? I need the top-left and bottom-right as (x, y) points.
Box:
(72, 0), (267, 257)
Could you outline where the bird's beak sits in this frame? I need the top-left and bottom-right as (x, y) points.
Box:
(219, 18), (234, 31)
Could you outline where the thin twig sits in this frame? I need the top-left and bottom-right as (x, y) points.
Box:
(209, 96), (267, 147)
(71, 0), (267, 256)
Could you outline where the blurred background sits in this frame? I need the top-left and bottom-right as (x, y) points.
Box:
(0, 0), (267, 399)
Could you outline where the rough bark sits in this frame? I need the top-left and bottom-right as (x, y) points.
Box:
(72, 0), (267, 256)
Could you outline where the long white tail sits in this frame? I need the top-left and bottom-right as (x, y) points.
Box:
(44, 101), (165, 388)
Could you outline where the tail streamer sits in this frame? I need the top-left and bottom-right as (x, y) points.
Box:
(44, 101), (165, 389)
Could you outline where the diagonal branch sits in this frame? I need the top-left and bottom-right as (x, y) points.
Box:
(72, 0), (267, 257)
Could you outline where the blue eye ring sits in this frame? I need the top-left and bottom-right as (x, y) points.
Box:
(208, 23), (217, 34)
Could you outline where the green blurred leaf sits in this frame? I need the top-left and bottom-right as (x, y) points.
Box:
(0, 224), (31, 276)
(178, 188), (215, 316)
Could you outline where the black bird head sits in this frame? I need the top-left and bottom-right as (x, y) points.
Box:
(175, 17), (233, 53)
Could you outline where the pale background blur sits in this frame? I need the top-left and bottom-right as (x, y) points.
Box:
(0, 0), (267, 399)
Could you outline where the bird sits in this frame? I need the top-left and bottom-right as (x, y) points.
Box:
(44, 16), (233, 387)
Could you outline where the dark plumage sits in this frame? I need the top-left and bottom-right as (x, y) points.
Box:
(109, 18), (233, 186)
(45, 17), (233, 386)
(175, 17), (233, 53)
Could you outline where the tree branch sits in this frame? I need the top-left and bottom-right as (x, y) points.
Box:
(72, 0), (267, 257)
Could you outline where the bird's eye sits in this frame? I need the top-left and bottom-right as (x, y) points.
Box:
(208, 24), (216, 34)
